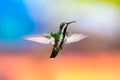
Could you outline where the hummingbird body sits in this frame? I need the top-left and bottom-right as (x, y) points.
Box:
(23, 21), (88, 58)
(50, 23), (68, 58)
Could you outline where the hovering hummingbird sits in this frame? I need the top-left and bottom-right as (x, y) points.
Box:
(23, 21), (88, 58)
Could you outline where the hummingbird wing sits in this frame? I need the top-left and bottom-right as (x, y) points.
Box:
(23, 33), (55, 44)
(65, 33), (88, 44)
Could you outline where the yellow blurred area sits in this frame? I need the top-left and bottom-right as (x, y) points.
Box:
(72, 0), (120, 4)
(0, 51), (120, 80)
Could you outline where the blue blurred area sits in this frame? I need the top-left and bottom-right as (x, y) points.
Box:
(0, 0), (34, 39)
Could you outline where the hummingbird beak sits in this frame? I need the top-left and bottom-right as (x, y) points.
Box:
(66, 21), (76, 25)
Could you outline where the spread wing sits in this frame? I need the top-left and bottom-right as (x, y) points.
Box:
(65, 33), (88, 44)
(23, 33), (55, 44)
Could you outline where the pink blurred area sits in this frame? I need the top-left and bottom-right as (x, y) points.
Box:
(0, 51), (120, 80)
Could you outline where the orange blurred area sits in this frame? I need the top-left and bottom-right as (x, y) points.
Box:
(0, 51), (120, 80)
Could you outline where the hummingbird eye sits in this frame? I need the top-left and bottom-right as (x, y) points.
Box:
(60, 23), (65, 29)
(60, 23), (64, 26)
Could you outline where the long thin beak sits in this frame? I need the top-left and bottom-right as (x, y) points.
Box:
(67, 21), (76, 25)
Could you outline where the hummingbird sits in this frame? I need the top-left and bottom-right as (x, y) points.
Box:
(23, 21), (88, 58)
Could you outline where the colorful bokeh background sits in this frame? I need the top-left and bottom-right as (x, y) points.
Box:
(0, 0), (120, 80)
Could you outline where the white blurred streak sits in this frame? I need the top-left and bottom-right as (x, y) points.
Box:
(23, 0), (119, 37)
(71, 3), (118, 37)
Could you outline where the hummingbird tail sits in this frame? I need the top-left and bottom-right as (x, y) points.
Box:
(50, 48), (59, 58)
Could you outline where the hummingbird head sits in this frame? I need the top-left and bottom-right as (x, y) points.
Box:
(60, 21), (76, 29)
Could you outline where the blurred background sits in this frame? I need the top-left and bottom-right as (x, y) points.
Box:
(0, 0), (120, 80)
